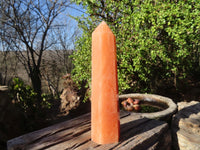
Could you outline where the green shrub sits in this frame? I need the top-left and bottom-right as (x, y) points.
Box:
(71, 0), (200, 100)
(9, 78), (37, 113)
(9, 78), (52, 113)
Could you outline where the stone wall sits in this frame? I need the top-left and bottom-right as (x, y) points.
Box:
(172, 101), (200, 150)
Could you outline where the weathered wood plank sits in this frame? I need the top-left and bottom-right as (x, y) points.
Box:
(47, 130), (91, 150)
(7, 112), (170, 150)
(7, 113), (91, 150)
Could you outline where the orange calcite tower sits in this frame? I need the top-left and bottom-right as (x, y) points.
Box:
(91, 21), (119, 144)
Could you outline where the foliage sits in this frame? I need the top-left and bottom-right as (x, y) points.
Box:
(9, 78), (37, 113)
(41, 93), (53, 109)
(9, 78), (52, 114)
(0, 0), (72, 107)
(71, 0), (200, 99)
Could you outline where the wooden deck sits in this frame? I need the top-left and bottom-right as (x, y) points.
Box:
(7, 111), (171, 150)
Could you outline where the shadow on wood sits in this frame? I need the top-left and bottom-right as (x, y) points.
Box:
(7, 112), (171, 150)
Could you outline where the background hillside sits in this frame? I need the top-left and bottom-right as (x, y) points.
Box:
(0, 50), (73, 93)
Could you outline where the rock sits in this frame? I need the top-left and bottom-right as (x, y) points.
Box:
(172, 101), (200, 150)
(59, 74), (80, 115)
(60, 88), (80, 115)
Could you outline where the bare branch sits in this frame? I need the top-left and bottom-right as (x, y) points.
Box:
(0, 0), (73, 102)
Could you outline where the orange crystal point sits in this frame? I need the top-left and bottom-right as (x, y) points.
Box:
(92, 21), (113, 33)
(91, 21), (119, 144)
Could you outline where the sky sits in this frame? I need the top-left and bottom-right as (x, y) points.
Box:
(65, 3), (88, 49)
(65, 3), (87, 29)
(51, 3), (87, 50)
(67, 3), (86, 18)
(0, 2), (86, 51)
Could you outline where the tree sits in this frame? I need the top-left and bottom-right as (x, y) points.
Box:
(39, 23), (80, 96)
(71, 0), (200, 97)
(0, 39), (19, 85)
(0, 0), (72, 107)
(52, 23), (80, 74)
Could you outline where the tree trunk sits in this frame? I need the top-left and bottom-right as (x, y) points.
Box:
(30, 68), (42, 108)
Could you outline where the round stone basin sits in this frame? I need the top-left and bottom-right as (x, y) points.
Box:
(119, 93), (177, 121)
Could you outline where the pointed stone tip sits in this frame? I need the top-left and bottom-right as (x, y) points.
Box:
(93, 21), (113, 34)
(100, 21), (107, 25)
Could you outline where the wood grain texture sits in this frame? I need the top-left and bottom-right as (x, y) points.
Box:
(7, 111), (171, 150)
